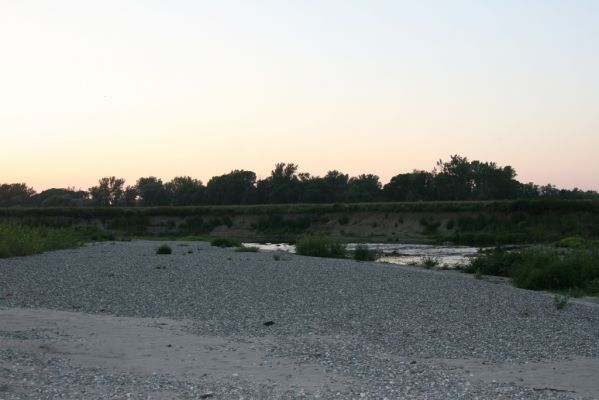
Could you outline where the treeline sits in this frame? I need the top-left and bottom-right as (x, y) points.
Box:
(1, 155), (597, 207)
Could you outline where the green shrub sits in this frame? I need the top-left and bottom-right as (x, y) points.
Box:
(0, 222), (95, 258)
(295, 235), (346, 258)
(466, 247), (599, 294)
(421, 256), (440, 268)
(210, 236), (241, 248)
(235, 246), (259, 252)
(465, 247), (521, 277)
(338, 215), (350, 225)
(272, 254), (281, 261)
(156, 244), (172, 254)
(353, 244), (377, 261)
(553, 294), (570, 310)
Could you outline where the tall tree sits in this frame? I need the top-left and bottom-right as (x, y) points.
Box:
(205, 170), (257, 205)
(0, 183), (36, 207)
(136, 177), (170, 206)
(165, 176), (205, 205)
(89, 177), (125, 206)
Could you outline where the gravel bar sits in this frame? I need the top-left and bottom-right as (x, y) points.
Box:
(1, 240), (598, 399)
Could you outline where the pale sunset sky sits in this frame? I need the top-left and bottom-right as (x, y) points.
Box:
(1, 1), (598, 191)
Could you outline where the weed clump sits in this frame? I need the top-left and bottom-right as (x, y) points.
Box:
(553, 294), (570, 310)
(353, 245), (377, 261)
(210, 236), (241, 248)
(295, 235), (346, 258)
(156, 244), (172, 254)
(421, 256), (440, 268)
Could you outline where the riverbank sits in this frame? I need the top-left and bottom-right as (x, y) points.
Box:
(1, 241), (598, 398)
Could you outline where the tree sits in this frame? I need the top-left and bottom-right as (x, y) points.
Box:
(89, 177), (125, 206)
(165, 176), (205, 205)
(31, 188), (88, 207)
(256, 163), (301, 203)
(136, 177), (170, 206)
(0, 183), (36, 207)
(347, 174), (383, 202)
(205, 170), (257, 205)
(383, 171), (434, 201)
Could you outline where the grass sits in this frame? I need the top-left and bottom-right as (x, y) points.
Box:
(156, 244), (172, 254)
(210, 236), (241, 248)
(235, 246), (259, 252)
(465, 246), (599, 295)
(2, 199), (597, 218)
(555, 236), (599, 249)
(420, 255), (440, 268)
(553, 294), (571, 310)
(353, 244), (377, 261)
(295, 235), (346, 258)
(0, 222), (111, 258)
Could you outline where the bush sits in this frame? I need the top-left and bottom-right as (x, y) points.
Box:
(156, 244), (172, 254)
(295, 235), (346, 258)
(421, 256), (440, 268)
(235, 246), (259, 252)
(210, 236), (241, 248)
(353, 244), (377, 261)
(464, 247), (521, 277)
(466, 247), (599, 293)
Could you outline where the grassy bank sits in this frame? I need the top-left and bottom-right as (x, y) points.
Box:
(1, 199), (597, 217)
(0, 222), (114, 258)
(1, 200), (598, 246)
(464, 246), (599, 296)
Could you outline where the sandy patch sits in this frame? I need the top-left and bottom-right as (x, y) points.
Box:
(0, 307), (347, 392)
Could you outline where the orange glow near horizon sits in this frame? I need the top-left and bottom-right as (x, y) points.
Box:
(1, 1), (598, 192)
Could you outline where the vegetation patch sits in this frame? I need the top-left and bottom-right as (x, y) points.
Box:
(353, 244), (377, 261)
(0, 222), (110, 258)
(465, 247), (599, 295)
(421, 256), (440, 268)
(295, 235), (346, 258)
(555, 236), (599, 249)
(210, 236), (241, 248)
(156, 244), (172, 254)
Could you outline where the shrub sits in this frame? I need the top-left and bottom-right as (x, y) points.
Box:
(295, 235), (346, 258)
(235, 246), (259, 252)
(464, 247), (521, 277)
(210, 236), (241, 248)
(353, 244), (377, 261)
(156, 244), (172, 254)
(553, 294), (570, 310)
(273, 254), (281, 261)
(421, 256), (440, 268)
(338, 215), (350, 225)
(466, 247), (599, 293)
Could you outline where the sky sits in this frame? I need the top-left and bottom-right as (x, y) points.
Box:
(1, 0), (598, 191)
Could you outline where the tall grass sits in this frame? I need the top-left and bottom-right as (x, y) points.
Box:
(465, 246), (599, 294)
(353, 244), (377, 261)
(295, 235), (346, 258)
(0, 222), (92, 257)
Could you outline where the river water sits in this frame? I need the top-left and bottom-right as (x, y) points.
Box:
(242, 242), (484, 268)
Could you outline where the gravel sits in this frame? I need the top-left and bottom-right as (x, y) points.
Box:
(1, 240), (598, 399)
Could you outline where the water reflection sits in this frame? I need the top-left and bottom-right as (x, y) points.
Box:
(242, 242), (483, 268)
